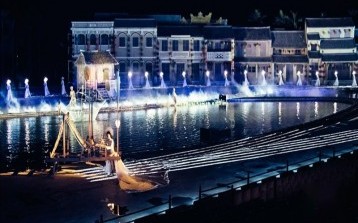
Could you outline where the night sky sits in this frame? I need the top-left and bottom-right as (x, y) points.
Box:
(0, 0), (356, 92)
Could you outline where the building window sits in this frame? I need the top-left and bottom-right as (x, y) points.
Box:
(119, 37), (126, 47)
(295, 49), (301, 55)
(101, 34), (109, 45)
(90, 34), (97, 45)
(191, 63), (200, 81)
(193, 40), (200, 51)
(161, 40), (168, 51)
(132, 37), (139, 47)
(119, 62), (126, 73)
(215, 42), (220, 50)
(77, 34), (85, 45)
(248, 65), (256, 73)
(176, 63), (185, 77)
(146, 37), (153, 47)
(183, 40), (189, 51)
(311, 44), (317, 51)
(145, 62), (153, 74)
(132, 62), (139, 72)
(162, 63), (170, 76)
(172, 40), (178, 51)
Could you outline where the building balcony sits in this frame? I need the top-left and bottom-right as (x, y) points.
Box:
(207, 52), (233, 61)
(207, 47), (232, 52)
(171, 51), (190, 59)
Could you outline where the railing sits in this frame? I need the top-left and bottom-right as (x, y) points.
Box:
(98, 146), (358, 223)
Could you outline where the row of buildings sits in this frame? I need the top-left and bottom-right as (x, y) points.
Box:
(70, 13), (358, 91)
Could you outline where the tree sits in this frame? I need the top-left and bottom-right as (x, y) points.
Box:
(248, 9), (267, 25)
(273, 10), (302, 30)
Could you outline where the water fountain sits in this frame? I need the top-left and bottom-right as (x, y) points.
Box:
(44, 77), (51, 96)
(159, 72), (166, 88)
(24, 78), (31, 98)
(61, 77), (67, 95)
(182, 71), (187, 87)
(278, 70), (284, 86)
(333, 70), (339, 86)
(6, 79), (13, 102)
(128, 71), (134, 89)
(144, 71), (151, 88)
(315, 71), (320, 87)
(352, 71), (357, 87)
(261, 70), (267, 86)
(206, 70), (211, 87)
(224, 70), (230, 87)
(243, 70), (249, 87)
(296, 71), (302, 86)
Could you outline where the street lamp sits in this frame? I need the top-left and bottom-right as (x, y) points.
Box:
(115, 119), (121, 157)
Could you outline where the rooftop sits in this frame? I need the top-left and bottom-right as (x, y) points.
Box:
(233, 27), (271, 41)
(272, 31), (306, 48)
(320, 38), (356, 49)
(306, 17), (354, 28)
(114, 18), (157, 28)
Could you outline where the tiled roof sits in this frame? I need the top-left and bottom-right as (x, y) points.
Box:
(234, 57), (272, 62)
(75, 51), (118, 65)
(203, 26), (234, 39)
(158, 25), (203, 37)
(307, 33), (320, 40)
(114, 18), (156, 28)
(273, 55), (308, 63)
(148, 15), (182, 24)
(233, 27), (271, 41)
(306, 17), (354, 27)
(272, 31), (306, 48)
(308, 51), (321, 59)
(320, 38), (356, 49)
(321, 53), (358, 62)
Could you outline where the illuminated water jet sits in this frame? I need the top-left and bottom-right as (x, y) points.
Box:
(333, 70), (339, 87)
(44, 77), (51, 96)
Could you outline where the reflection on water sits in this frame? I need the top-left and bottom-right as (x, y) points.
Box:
(0, 101), (351, 172)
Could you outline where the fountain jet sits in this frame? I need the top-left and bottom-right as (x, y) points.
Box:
(315, 71), (320, 87)
(24, 78), (31, 98)
(278, 70), (284, 86)
(296, 71), (302, 86)
(44, 77), (51, 96)
(128, 71), (134, 89)
(159, 72), (166, 88)
(144, 71), (150, 88)
(206, 71), (211, 87)
(333, 70), (339, 87)
(182, 71), (187, 87)
(224, 70), (230, 87)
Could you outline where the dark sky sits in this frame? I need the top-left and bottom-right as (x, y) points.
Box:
(0, 0), (357, 90)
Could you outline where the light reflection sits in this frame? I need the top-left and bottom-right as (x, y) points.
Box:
(172, 107), (177, 128)
(278, 102), (282, 125)
(6, 120), (12, 146)
(296, 102), (300, 118)
(43, 117), (50, 144)
(333, 102), (337, 114)
(314, 102), (319, 118)
(25, 119), (30, 151)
